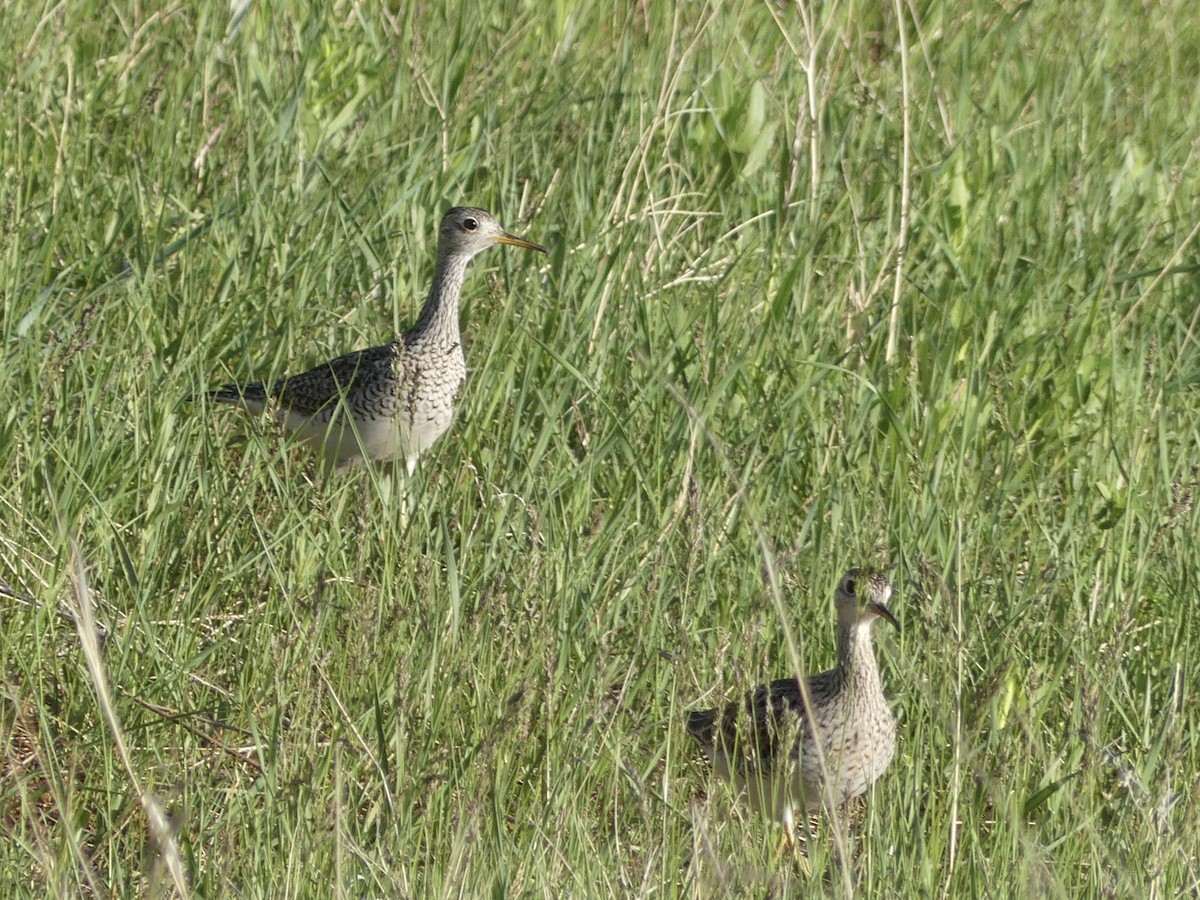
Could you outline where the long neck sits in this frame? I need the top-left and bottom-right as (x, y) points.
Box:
(836, 619), (882, 693)
(410, 248), (470, 346)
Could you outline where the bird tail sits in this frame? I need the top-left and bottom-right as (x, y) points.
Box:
(206, 381), (270, 406)
(685, 708), (719, 746)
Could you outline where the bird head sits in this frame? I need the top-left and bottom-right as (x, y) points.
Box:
(834, 568), (900, 632)
(439, 207), (548, 260)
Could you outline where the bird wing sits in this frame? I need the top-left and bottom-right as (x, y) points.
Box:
(690, 671), (839, 770)
(273, 342), (399, 418)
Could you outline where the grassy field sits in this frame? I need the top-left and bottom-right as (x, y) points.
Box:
(3, 0), (1199, 895)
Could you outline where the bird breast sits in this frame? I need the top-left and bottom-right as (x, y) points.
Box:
(395, 343), (466, 456)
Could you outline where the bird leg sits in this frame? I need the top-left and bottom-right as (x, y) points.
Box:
(773, 815), (811, 875)
(773, 824), (793, 864)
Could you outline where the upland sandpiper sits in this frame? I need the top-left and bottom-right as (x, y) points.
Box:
(686, 568), (899, 852)
(208, 207), (546, 473)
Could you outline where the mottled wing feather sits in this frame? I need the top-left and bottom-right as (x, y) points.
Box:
(273, 342), (399, 417)
(691, 671), (840, 770)
(684, 708), (719, 745)
(728, 678), (807, 766)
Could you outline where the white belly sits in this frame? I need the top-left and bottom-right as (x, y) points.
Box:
(281, 399), (456, 473)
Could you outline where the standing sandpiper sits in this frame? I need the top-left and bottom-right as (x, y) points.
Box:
(208, 207), (547, 474)
(686, 568), (900, 852)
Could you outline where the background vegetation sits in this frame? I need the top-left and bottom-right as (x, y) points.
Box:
(2, 0), (1198, 895)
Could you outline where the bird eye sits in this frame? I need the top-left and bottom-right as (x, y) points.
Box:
(845, 578), (856, 596)
(463, 217), (478, 231)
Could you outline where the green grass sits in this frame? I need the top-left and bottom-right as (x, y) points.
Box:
(3, 0), (1199, 895)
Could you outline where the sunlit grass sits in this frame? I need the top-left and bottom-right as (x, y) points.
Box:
(2, 0), (1199, 895)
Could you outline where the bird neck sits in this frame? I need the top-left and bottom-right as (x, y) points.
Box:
(835, 619), (882, 692)
(411, 251), (471, 346)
